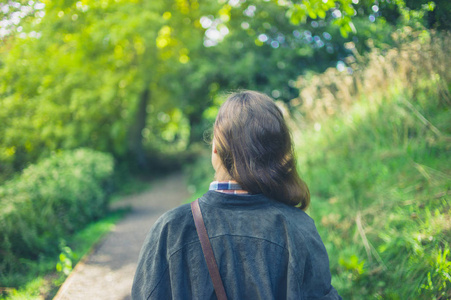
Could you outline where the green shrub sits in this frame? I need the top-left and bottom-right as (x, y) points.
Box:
(0, 148), (114, 274)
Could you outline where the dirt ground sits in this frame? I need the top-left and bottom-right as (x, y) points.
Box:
(53, 172), (190, 300)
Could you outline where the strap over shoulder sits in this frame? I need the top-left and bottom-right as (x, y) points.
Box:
(191, 199), (228, 300)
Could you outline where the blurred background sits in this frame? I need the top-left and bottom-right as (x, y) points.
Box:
(0, 0), (450, 298)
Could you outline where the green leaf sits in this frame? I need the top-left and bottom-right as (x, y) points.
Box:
(56, 262), (62, 272)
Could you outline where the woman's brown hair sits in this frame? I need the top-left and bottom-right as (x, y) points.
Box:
(214, 90), (310, 210)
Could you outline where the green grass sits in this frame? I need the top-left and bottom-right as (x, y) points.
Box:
(293, 80), (450, 298)
(0, 209), (127, 300)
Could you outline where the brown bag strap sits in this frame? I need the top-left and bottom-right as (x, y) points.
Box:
(191, 199), (228, 300)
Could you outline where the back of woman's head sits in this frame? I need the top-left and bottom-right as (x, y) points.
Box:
(214, 90), (310, 210)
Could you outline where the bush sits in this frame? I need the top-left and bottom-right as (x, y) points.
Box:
(0, 148), (114, 274)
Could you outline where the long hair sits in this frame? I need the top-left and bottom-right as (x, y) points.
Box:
(214, 90), (310, 210)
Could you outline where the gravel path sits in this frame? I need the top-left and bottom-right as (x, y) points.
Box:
(54, 172), (190, 300)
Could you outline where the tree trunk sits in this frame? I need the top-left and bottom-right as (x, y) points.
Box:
(128, 88), (150, 170)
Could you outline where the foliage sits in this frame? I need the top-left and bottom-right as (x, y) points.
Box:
(291, 29), (450, 123)
(284, 0), (357, 38)
(290, 30), (451, 298)
(0, 209), (125, 300)
(0, 148), (114, 276)
(55, 243), (76, 276)
(1, 0), (169, 175)
(396, 0), (450, 30)
(0, 0), (409, 181)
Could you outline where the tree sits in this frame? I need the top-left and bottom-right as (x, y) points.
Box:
(1, 0), (441, 180)
(0, 0), (209, 174)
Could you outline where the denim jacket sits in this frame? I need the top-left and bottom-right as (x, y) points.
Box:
(132, 191), (342, 299)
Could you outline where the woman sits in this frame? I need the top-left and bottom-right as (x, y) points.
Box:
(132, 90), (341, 299)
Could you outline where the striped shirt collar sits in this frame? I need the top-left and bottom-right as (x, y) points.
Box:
(209, 181), (249, 195)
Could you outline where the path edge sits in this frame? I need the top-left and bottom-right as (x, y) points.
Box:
(53, 221), (121, 300)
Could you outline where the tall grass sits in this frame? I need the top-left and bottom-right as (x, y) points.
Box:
(289, 29), (450, 298)
(291, 28), (450, 124)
